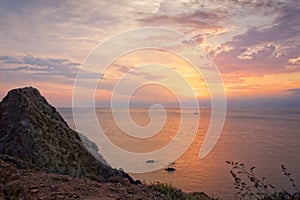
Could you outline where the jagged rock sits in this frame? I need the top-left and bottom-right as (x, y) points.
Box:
(0, 87), (134, 183)
(0, 154), (37, 170)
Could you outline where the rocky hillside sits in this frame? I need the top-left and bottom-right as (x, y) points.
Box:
(0, 155), (170, 200)
(0, 87), (133, 183)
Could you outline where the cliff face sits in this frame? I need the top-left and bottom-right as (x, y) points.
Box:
(0, 87), (133, 183)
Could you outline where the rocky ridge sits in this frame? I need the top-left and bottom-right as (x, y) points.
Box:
(0, 87), (133, 183)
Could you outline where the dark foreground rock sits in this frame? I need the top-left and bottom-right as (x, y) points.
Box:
(0, 87), (134, 183)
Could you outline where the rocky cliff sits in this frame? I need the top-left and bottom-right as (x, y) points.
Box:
(0, 87), (134, 183)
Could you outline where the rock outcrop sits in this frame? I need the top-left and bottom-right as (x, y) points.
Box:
(0, 87), (134, 183)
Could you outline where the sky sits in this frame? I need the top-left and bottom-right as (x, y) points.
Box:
(0, 0), (299, 107)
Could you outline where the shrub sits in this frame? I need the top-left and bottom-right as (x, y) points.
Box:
(226, 161), (300, 200)
(152, 182), (211, 200)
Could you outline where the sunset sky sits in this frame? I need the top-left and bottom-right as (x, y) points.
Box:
(0, 0), (299, 107)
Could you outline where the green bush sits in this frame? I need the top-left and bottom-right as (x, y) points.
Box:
(152, 182), (211, 200)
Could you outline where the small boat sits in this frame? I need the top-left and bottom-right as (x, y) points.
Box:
(164, 167), (176, 172)
(146, 160), (155, 163)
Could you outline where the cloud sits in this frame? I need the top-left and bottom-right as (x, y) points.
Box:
(140, 10), (222, 26)
(0, 0), (141, 58)
(132, 69), (165, 80)
(0, 0), (299, 107)
(114, 0), (161, 14)
(0, 56), (23, 64)
(288, 56), (300, 65)
(111, 64), (165, 81)
(211, 2), (300, 75)
(226, 3), (300, 49)
(138, 9), (230, 33)
(0, 55), (80, 78)
(285, 88), (300, 96)
(214, 44), (300, 75)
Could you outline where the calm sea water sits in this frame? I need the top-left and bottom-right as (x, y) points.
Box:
(58, 107), (300, 199)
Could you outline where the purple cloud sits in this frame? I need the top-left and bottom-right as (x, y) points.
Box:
(0, 55), (81, 78)
(212, 3), (300, 75)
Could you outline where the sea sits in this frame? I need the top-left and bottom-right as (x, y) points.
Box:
(58, 107), (300, 199)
